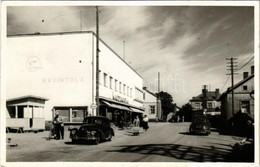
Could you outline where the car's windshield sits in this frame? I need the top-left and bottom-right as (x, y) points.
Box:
(83, 118), (103, 124)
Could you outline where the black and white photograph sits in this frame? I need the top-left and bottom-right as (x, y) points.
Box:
(1, 1), (259, 166)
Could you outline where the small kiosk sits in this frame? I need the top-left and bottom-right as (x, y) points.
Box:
(6, 95), (48, 132)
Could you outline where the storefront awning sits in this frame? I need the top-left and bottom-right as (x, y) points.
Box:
(130, 107), (144, 114)
(101, 101), (130, 111)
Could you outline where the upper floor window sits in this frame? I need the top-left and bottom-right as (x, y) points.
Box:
(99, 70), (101, 85)
(130, 88), (132, 97)
(243, 85), (248, 91)
(195, 103), (200, 109)
(119, 82), (122, 93)
(123, 84), (126, 94)
(115, 79), (118, 91)
(207, 102), (213, 109)
(127, 86), (129, 96)
(109, 76), (113, 89)
(103, 73), (107, 87)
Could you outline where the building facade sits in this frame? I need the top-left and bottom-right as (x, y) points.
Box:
(7, 31), (144, 125)
(143, 87), (162, 121)
(219, 68), (254, 127)
(190, 85), (221, 115)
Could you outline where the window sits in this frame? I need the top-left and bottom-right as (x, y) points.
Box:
(119, 82), (122, 93)
(99, 70), (101, 85)
(72, 111), (77, 118)
(123, 84), (126, 94)
(195, 103), (200, 109)
(109, 76), (113, 89)
(208, 102), (212, 109)
(103, 73), (107, 87)
(130, 88), (132, 97)
(243, 85), (248, 91)
(115, 79), (118, 91)
(150, 105), (155, 114)
(127, 86), (129, 96)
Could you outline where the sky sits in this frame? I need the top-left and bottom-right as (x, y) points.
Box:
(7, 5), (255, 106)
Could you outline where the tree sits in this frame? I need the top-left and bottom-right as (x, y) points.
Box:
(156, 91), (175, 121)
(176, 103), (193, 122)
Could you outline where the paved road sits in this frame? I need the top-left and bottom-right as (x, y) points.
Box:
(6, 122), (248, 162)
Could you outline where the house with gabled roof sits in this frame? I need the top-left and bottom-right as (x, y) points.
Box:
(218, 66), (254, 127)
(190, 85), (221, 114)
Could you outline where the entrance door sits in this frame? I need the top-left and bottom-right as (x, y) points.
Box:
(241, 101), (250, 114)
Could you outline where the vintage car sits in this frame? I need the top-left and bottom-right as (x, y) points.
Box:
(189, 115), (211, 135)
(69, 116), (115, 144)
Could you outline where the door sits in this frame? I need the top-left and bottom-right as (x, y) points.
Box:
(241, 101), (250, 114)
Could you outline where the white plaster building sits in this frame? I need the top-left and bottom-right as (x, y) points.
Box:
(143, 87), (162, 120)
(6, 31), (144, 127)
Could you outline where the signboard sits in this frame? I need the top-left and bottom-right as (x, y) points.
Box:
(90, 104), (97, 109)
(113, 95), (129, 104)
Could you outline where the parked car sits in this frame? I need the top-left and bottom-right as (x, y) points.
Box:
(189, 115), (211, 135)
(69, 116), (114, 144)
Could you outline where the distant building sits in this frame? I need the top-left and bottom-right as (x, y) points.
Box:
(7, 31), (144, 125)
(218, 66), (254, 127)
(143, 87), (162, 121)
(190, 85), (221, 115)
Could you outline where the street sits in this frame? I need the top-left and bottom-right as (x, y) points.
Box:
(6, 122), (252, 162)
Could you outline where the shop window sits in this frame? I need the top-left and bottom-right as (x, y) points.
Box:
(103, 73), (107, 87)
(150, 105), (155, 114)
(72, 109), (85, 122)
(56, 109), (70, 122)
(109, 76), (113, 89)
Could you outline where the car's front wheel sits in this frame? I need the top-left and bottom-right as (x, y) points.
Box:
(107, 132), (113, 141)
(94, 133), (101, 145)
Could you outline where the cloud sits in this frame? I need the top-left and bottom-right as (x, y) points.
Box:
(7, 6), (255, 106)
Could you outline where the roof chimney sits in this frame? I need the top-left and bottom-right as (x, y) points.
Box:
(143, 87), (147, 90)
(243, 72), (249, 79)
(202, 85), (208, 99)
(251, 66), (254, 75)
(215, 89), (220, 98)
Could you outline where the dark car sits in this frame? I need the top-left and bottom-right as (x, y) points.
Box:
(189, 116), (211, 135)
(69, 116), (115, 144)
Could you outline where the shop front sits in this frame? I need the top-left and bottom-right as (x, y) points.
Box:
(52, 106), (88, 125)
(99, 97), (145, 126)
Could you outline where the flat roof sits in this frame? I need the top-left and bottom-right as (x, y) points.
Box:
(8, 31), (143, 79)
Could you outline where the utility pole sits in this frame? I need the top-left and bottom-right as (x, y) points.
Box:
(123, 41), (125, 61)
(96, 6), (100, 116)
(226, 57), (238, 116)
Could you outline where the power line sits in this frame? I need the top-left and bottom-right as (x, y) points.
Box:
(220, 75), (230, 92)
(237, 56), (254, 71)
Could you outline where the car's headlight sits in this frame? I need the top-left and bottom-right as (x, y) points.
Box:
(71, 130), (77, 134)
(91, 131), (96, 136)
(203, 126), (206, 130)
